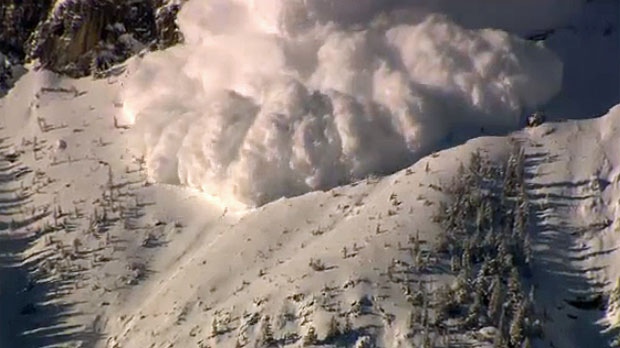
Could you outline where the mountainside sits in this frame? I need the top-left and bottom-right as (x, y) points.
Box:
(0, 0), (183, 85)
(0, 1), (619, 348)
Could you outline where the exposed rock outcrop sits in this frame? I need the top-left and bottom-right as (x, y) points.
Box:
(28, 0), (185, 77)
(0, 52), (26, 96)
(0, 53), (13, 93)
(0, 0), (53, 61)
(0, 0), (185, 81)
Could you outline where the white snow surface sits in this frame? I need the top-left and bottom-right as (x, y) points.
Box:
(122, 0), (564, 206)
(1, 67), (619, 347)
(3, 1), (620, 347)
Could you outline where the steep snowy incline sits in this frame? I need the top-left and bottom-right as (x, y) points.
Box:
(0, 66), (518, 348)
(2, 2), (620, 348)
(520, 105), (620, 348)
(0, 69), (229, 347)
(1, 65), (620, 347)
(94, 105), (620, 348)
(0, 136), (32, 347)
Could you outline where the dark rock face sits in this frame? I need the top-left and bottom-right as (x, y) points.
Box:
(0, 0), (185, 81)
(155, 1), (184, 50)
(0, 0), (51, 94)
(0, 52), (26, 95)
(28, 0), (185, 77)
(0, 0), (53, 61)
(0, 53), (12, 92)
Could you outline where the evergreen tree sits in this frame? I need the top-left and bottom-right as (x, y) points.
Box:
(461, 242), (472, 276)
(454, 270), (471, 305)
(507, 267), (522, 308)
(471, 229), (483, 262)
(236, 330), (248, 348)
(513, 203), (526, 241)
(456, 162), (467, 182)
(475, 206), (484, 232)
(450, 253), (460, 272)
(421, 329), (432, 348)
(474, 262), (490, 296)
(494, 329), (507, 348)
(354, 336), (372, 348)
(415, 281), (430, 330)
(259, 315), (275, 346)
(211, 317), (219, 337)
(523, 231), (533, 267)
(607, 278), (620, 313)
(303, 325), (318, 346)
(483, 200), (494, 230)
(499, 302), (509, 333)
(502, 145), (524, 199)
(483, 227), (496, 253)
(344, 315), (353, 333)
(488, 275), (504, 325)
(497, 234), (512, 269)
(469, 150), (484, 179)
(325, 316), (341, 341)
(407, 309), (418, 331)
(435, 285), (457, 323)
(509, 300), (526, 347)
(527, 286), (536, 307)
(464, 291), (483, 329)
(493, 302), (509, 347)
(516, 147), (525, 183)
(408, 284), (425, 307)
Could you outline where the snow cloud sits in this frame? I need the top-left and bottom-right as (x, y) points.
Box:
(122, 0), (563, 206)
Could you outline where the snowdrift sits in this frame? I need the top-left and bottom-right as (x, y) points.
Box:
(122, 0), (564, 206)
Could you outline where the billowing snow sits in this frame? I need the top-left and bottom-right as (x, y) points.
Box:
(122, 0), (563, 206)
(3, 1), (620, 347)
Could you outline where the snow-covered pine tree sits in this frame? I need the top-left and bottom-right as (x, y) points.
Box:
(325, 315), (341, 341)
(407, 308), (418, 332)
(488, 275), (504, 325)
(454, 269), (471, 305)
(450, 252), (460, 272)
(354, 336), (372, 348)
(507, 266), (523, 309)
(210, 317), (219, 337)
(259, 315), (275, 346)
(344, 314), (353, 333)
(509, 300), (527, 347)
(606, 278), (620, 334)
(468, 150), (484, 180)
(463, 291), (483, 329)
(302, 325), (318, 346)
(421, 328), (432, 348)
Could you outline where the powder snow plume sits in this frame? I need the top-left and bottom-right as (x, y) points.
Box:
(122, 0), (563, 207)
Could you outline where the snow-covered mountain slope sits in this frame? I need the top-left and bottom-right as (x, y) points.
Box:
(518, 106), (620, 348)
(1, 1), (619, 348)
(1, 68), (620, 347)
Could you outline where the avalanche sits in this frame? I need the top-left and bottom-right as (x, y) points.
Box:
(121, 0), (564, 207)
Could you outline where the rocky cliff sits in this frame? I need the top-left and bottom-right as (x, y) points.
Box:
(0, 0), (184, 83)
